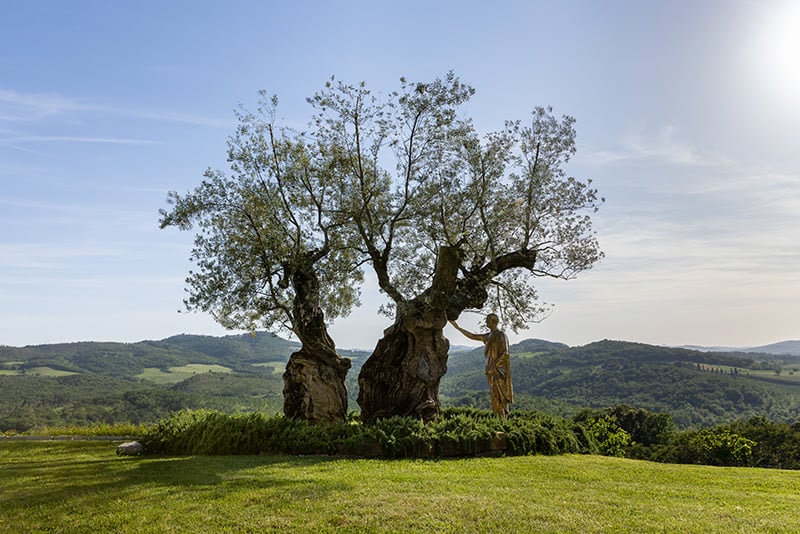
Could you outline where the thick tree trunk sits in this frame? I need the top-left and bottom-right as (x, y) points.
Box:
(282, 263), (351, 423)
(283, 346), (350, 423)
(358, 246), (462, 423)
(357, 311), (450, 423)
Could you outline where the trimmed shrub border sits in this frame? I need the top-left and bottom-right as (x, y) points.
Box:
(141, 408), (600, 458)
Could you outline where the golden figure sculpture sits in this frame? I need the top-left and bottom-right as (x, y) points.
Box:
(450, 314), (513, 417)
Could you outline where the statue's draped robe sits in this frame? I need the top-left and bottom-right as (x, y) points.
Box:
(480, 330), (513, 417)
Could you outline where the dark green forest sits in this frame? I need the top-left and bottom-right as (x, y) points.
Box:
(2, 333), (800, 432)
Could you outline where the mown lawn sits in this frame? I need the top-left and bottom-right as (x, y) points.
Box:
(1, 440), (799, 532)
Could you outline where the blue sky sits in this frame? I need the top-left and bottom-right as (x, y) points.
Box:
(1, 0), (798, 349)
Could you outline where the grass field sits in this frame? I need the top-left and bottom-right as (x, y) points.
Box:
(136, 363), (233, 384)
(252, 361), (288, 374)
(1, 441), (799, 532)
(698, 362), (800, 386)
(0, 366), (80, 377)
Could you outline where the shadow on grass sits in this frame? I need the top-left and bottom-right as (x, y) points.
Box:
(0, 440), (353, 521)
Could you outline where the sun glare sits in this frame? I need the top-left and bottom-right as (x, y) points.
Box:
(750, 1), (800, 110)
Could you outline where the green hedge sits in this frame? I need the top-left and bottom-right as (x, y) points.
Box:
(141, 406), (800, 469)
(141, 407), (605, 458)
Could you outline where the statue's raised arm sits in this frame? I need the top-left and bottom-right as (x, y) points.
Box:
(449, 319), (485, 343)
(450, 314), (513, 418)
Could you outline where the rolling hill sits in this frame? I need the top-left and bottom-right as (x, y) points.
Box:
(2, 332), (800, 431)
(441, 339), (800, 427)
(679, 340), (800, 355)
(0, 332), (305, 431)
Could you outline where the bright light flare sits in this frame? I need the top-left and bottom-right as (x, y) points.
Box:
(750, 1), (800, 110)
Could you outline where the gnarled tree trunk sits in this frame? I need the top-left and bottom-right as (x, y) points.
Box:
(282, 263), (351, 423)
(357, 310), (449, 423)
(358, 246), (464, 423)
(283, 347), (350, 423)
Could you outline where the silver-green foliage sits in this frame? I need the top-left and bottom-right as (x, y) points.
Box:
(159, 95), (362, 335)
(161, 73), (603, 340)
(307, 73), (603, 329)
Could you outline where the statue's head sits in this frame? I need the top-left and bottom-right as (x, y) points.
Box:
(486, 313), (499, 330)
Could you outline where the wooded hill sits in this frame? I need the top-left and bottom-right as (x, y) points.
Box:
(2, 333), (799, 431)
(442, 339), (800, 427)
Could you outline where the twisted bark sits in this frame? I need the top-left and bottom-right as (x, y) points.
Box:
(282, 263), (350, 423)
(357, 246), (460, 423)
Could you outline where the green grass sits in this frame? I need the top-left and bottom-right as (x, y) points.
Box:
(136, 363), (232, 384)
(513, 351), (550, 359)
(749, 368), (800, 384)
(698, 363), (800, 386)
(0, 365), (80, 377)
(14, 422), (147, 437)
(1, 441), (799, 532)
(252, 361), (287, 374)
(23, 366), (79, 377)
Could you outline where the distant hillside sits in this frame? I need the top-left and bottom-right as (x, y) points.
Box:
(0, 331), (301, 378)
(441, 339), (800, 428)
(3, 332), (800, 432)
(0, 332), (306, 431)
(678, 340), (800, 356)
(0, 331), (380, 432)
(747, 340), (800, 356)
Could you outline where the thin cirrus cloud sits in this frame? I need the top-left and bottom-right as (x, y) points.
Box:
(0, 135), (159, 145)
(0, 88), (232, 129)
(587, 125), (796, 217)
(586, 125), (733, 168)
(0, 88), (98, 120)
(583, 126), (800, 302)
(0, 243), (130, 296)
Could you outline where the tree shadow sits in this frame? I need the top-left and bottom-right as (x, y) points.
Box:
(0, 441), (355, 525)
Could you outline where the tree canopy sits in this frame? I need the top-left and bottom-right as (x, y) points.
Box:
(159, 95), (362, 339)
(307, 72), (603, 330)
(159, 95), (362, 421)
(161, 72), (604, 422)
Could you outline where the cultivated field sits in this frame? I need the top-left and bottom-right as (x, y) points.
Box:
(135, 364), (233, 385)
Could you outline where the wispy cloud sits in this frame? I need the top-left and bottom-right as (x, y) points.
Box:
(115, 109), (234, 129)
(0, 88), (231, 128)
(578, 124), (800, 336)
(587, 125), (732, 168)
(0, 135), (160, 145)
(586, 125), (799, 220)
(0, 88), (100, 121)
(0, 242), (125, 271)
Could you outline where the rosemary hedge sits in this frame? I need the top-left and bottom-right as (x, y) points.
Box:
(141, 407), (610, 458)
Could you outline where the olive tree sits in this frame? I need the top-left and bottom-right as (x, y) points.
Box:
(308, 73), (603, 422)
(159, 95), (361, 422)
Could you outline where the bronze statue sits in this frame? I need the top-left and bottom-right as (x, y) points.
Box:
(450, 314), (513, 417)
